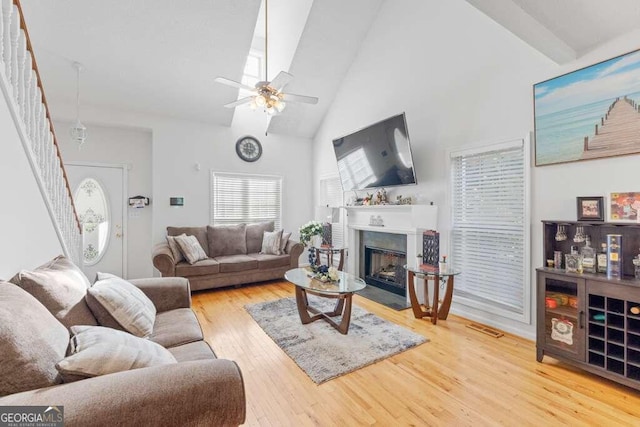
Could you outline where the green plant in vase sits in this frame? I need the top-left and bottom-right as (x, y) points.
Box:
(299, 220), (323, 247)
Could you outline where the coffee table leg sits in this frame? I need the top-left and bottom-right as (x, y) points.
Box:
(336, 294), (352, 334)
(295, 286), (313, 324)
(329, 297), (345, 316)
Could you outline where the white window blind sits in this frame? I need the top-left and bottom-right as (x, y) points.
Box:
(319, 176), (344, 247)
(450, 140), (528, 318)
(211, 172), (282, 230)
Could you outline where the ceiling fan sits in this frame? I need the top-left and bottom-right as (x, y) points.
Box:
(214, 0), (318, 115)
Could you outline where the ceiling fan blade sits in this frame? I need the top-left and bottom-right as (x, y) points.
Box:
(281, 93), (319, 104)
(269, 71), (293, 91)
(223, 97), (253, 108)
(214, 77), (255, 92)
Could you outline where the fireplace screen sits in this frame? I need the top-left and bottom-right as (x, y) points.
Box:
(364, 246), (407, 296)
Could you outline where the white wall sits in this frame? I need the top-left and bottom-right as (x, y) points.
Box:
(55, 121), (153, 279)
(0, 85), (63, 278)
(312, 0), (556, 338)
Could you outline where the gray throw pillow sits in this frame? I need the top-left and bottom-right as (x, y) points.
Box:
(175, 234), (208, 264)
(9, 255), (97, 329)
(280, 231), (292, 253)
(87, 273), (156, 338)
(261, 229), (283, 255)
(246, 221), (275, 253)
(0, 282), (69, 396)
(206, 224), (247, 257)
(166, 235), (185, 264)
(56, 326), (177, 382)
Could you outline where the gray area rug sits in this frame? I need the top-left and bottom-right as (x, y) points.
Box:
(245, 296), (428, 384)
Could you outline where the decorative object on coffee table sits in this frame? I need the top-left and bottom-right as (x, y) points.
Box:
(245, 296), (427, 384)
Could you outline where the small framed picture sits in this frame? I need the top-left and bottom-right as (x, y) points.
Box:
(610, 192), (640, 222)
(576, 196), (604, 221)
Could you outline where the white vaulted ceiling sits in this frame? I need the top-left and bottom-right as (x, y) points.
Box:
(19, 0), (640, 138)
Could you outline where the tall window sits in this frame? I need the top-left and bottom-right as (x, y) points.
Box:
(240, 51), (263, 97)
(319, 176), (344, 247)
(211, 172), (282, 230)
(450, 138), (530, 321)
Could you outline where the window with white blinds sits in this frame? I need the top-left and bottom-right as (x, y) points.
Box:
(319, 176), (344, 247)
(450, 139), (529, 320)
(211, 172), (282, 230)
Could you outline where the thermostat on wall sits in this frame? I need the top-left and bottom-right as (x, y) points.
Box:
(170, 197), (184, 207)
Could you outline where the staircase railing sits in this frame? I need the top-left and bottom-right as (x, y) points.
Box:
(0, 0), (82, 264)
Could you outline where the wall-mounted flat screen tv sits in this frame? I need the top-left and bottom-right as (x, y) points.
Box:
(332, 112), (417, 191)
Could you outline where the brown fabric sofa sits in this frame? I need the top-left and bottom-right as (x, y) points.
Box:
(0, 272), (246, 426)
(153, 222), (304, 291)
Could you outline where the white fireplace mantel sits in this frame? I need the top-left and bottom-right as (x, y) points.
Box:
(345, 204), (438, 303)
(344, 204), (438, 304)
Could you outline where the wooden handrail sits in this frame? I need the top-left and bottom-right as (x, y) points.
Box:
(14, 0), (81, 232)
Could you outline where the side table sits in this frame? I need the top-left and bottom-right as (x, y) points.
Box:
(313, 245), (347, 270)
(404, 265), (461, 325)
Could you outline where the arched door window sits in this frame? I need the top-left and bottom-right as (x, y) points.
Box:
(74, 178), (110, 265)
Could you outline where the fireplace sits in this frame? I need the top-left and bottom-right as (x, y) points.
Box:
(360, 231), (407, 296)
(364, 246), (407, 296)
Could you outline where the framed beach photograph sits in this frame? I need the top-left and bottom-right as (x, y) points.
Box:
(610, 192), (640, 222)
(534, 48), (640, 166)
(576, 196), (604, 221)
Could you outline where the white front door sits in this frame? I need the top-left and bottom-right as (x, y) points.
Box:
(66, 163), (127, 280)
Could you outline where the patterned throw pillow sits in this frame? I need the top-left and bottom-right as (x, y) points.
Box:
(175, 234), (208, 264)
(87, 273), (156, 338)
(261, 229), (283, 255)
(56, 326), (176, 382)
(280, 231), (292, 253)
(166, 235), (185, 264)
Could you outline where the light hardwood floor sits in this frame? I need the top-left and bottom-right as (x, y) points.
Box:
(192, 281), (640, 426)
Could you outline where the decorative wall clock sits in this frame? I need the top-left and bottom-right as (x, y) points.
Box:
(235, 136), (262, 162)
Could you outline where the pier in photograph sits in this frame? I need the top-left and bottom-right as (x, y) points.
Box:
(582, 96), (640, 159)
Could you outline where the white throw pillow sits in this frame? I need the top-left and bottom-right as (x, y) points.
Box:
(56, 325), (176, 382)
(280, 231), (292, 253)
(175, 234), (208, 264)
(88, 273), (156, 338)
(166, 234), (185, 264)
(261, 229), (283, 255)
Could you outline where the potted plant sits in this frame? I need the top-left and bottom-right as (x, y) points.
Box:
(299, 220), (324, 247)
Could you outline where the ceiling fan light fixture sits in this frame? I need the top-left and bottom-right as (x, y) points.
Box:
(255, 94), (267, 107)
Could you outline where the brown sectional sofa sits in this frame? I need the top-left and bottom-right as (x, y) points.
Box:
(0, 260), (245, 426)
(153, 222), (304, 291)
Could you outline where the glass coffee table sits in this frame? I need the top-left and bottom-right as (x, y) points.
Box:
(404, 265), (461, 325)
(285, 267), (366, 334)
